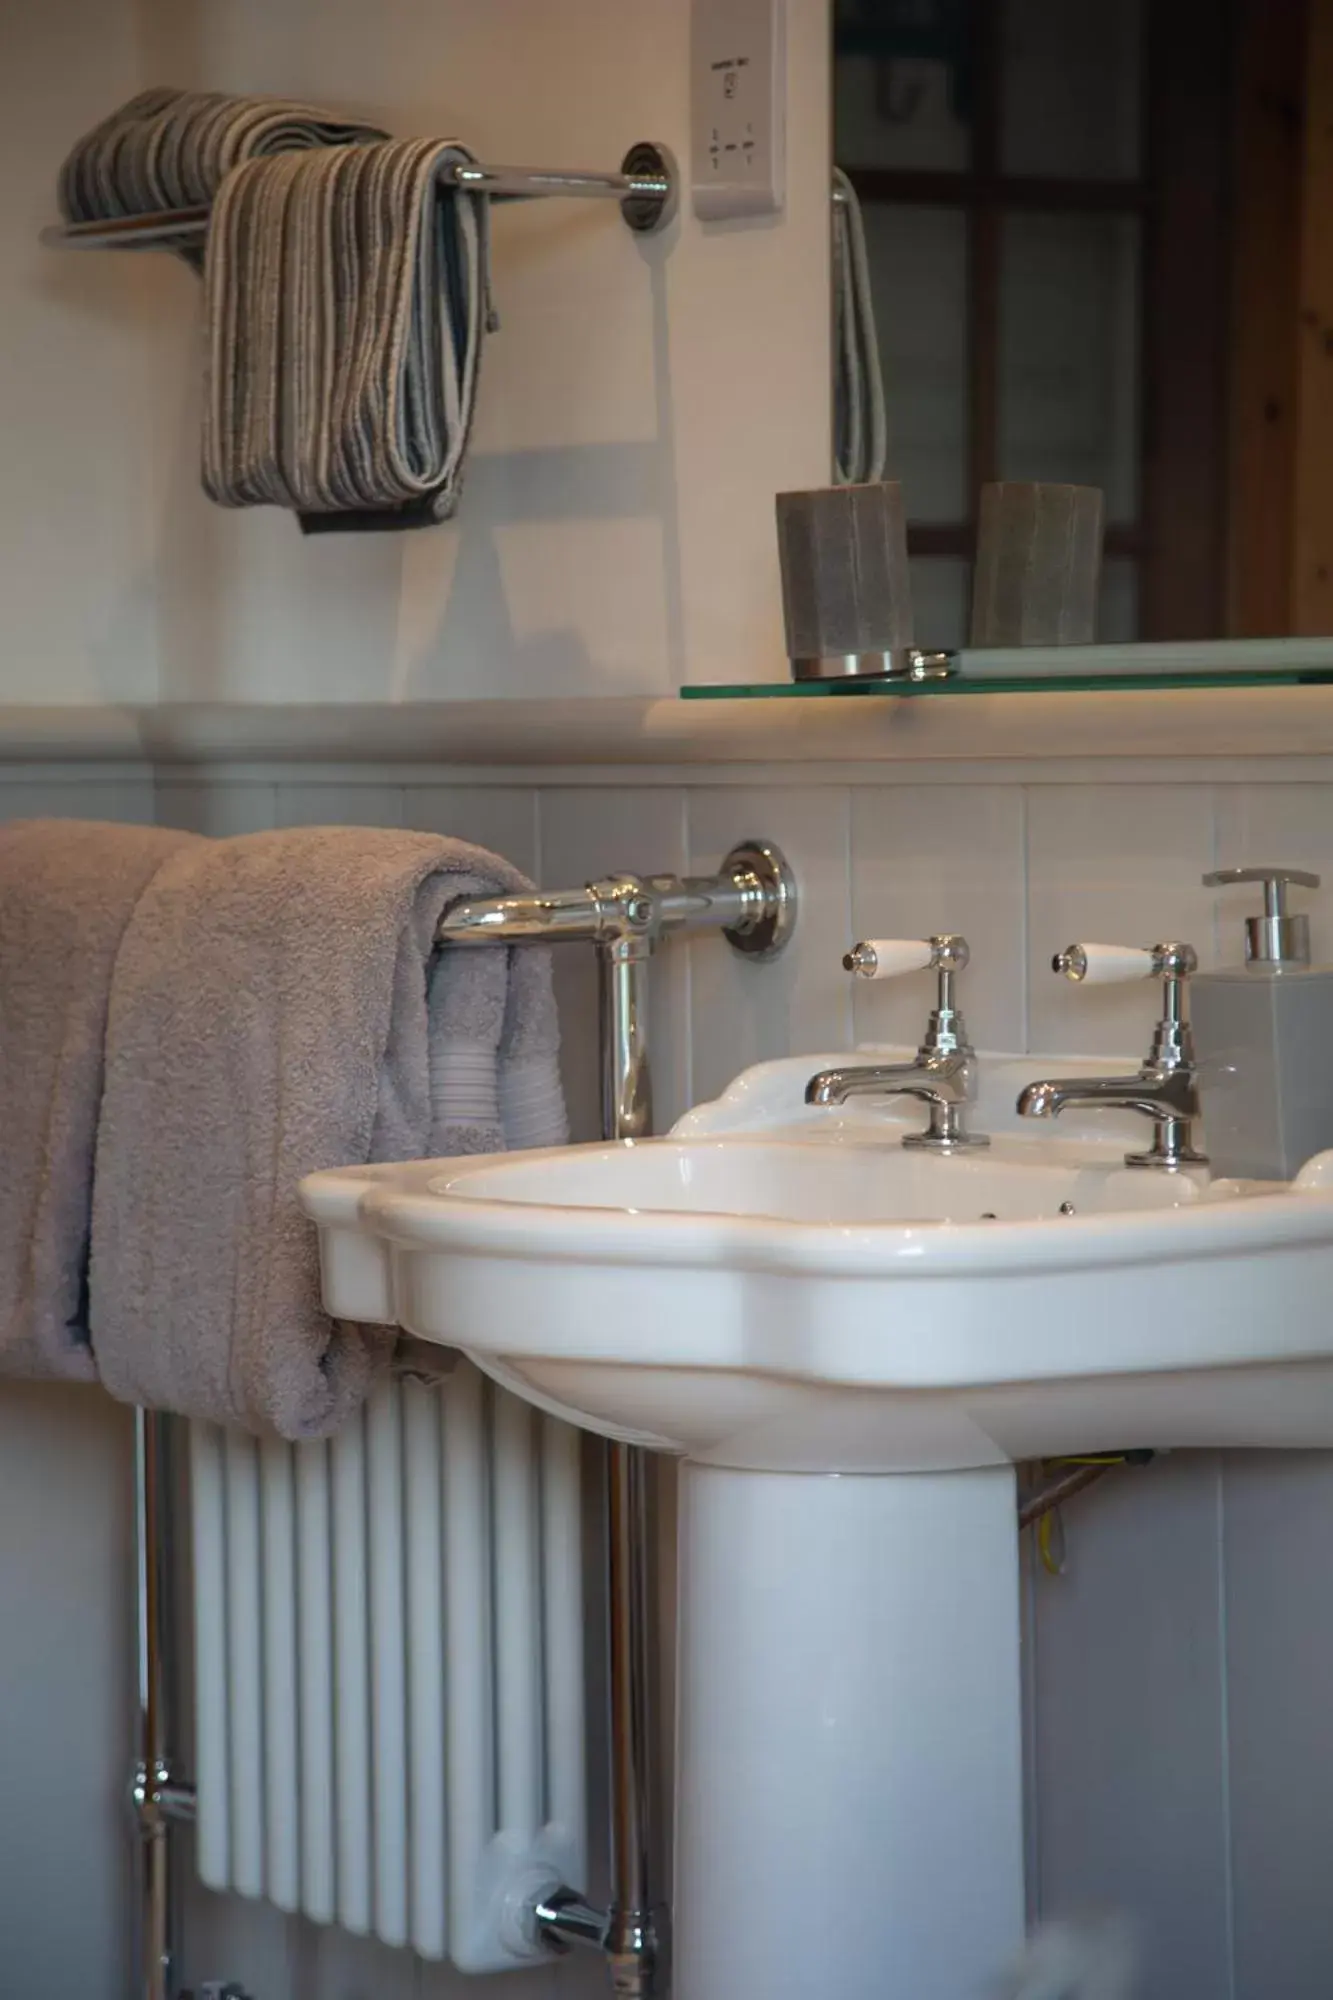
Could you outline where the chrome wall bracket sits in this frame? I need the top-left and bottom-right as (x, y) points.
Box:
(435, 838), (797, 957)
(718, 840), (798, 957)
(437, 838), (798, 1142)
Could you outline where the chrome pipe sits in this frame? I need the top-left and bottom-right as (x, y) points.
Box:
(599, 927), (665, 1995)
(155, 1783), (198, 1825)
(600, 938), (654, 1143)
(134, 1409), (176, 2000)
(446, 161), (669, 204)
(603, 1440), (665, 1998)
(435, 843), (796, 961)
(41, 206), (212, 249)
(133, 1409), (197, 2000)
(437, 884), (616, 945)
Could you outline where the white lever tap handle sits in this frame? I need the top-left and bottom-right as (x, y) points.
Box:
(843, 938), (936, 980)
(1054, 943), (1156, 986)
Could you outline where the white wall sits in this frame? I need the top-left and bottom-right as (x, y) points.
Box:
(0, 0), (164, 703)
(1, 0), (830, 706)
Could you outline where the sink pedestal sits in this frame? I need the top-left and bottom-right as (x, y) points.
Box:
(301, 1083), (1333, 1990)
(673, 1462), (1025, 2000)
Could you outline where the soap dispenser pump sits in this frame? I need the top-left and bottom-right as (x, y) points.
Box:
(1191, 866), (1331, 1179)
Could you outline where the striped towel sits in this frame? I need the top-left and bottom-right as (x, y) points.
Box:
(202, 139), (492, 526)
(57, 87), (388, 268)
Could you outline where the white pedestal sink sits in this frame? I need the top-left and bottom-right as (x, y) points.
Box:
(300, 1051), (1333, 2000)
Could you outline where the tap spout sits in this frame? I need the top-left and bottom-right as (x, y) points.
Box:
(1016, 1070), (1197, 1123)
(1016, 1067), (1206, 1170)
(806, 1051), (972, 1109)
(805, 1050), (986, 1150)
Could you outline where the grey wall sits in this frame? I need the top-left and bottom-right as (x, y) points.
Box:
(0, 775), (151, 1999)
(0, 1382), (136, 2000)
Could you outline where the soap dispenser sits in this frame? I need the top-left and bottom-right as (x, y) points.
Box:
(1191, 865), (1333, 1179)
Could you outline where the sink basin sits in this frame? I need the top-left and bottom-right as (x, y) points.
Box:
(298, 1048), (1333, 2000)
(301, 1052), (1332, 1474)
(434, 1130), (1204, 1223)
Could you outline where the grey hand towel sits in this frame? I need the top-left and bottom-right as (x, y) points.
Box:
(90, 827), (564, 1441)
(0, 819), (201, 1381)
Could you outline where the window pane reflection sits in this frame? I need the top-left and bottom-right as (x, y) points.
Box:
(998, 213), (1140, 524)
(1000, 0), (1143, 180)
(864, 204), (969, 523)
(910, 555), (971, 651)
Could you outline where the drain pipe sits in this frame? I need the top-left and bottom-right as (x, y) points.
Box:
(438, 841), (796, 1995)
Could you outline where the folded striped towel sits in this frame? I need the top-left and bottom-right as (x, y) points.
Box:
(57, 87), (388, 267)
(202, 139), (491, 525)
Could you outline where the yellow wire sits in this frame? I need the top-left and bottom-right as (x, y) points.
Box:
(1037, 1507), (1064, 1577)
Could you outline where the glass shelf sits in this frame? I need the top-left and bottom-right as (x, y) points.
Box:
(681, 638), (1333, 700)
(683, 669), (1333, 699)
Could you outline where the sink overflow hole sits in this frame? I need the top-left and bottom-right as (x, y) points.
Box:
(1059, 1201), (1077, 1216)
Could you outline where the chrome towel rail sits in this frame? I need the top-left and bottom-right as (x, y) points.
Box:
(42, 141), (678, 250)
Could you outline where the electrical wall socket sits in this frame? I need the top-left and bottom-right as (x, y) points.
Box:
(690, 0), (785, 221)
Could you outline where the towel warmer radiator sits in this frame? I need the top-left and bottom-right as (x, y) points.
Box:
(133, 838), (796, 2000)
(189, 1370), (586, 1967)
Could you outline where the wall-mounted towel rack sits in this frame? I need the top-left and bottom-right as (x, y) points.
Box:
(41, 140), (677, 249)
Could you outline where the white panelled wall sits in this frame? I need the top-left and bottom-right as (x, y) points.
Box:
(9, 753), (1333, 1998)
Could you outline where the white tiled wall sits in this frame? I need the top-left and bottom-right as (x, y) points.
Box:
(125, 766), (1252, 1132)
(140, 761), (1333, 1129)
(12, 755), (1333, 1999)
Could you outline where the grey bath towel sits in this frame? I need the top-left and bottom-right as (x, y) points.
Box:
(0, 819), (201, 1381)
(90, 827), (566, 1441)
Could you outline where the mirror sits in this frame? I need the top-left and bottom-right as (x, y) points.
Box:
(833, 0), (1323, 651)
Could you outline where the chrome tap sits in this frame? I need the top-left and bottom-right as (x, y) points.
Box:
(806, 934), (989, 1150)
(1017, 940), (1208, 1170)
